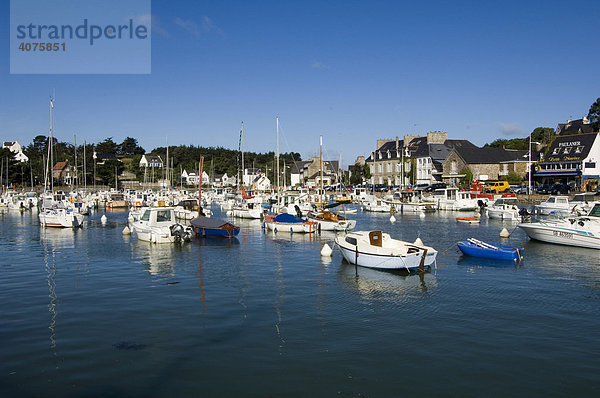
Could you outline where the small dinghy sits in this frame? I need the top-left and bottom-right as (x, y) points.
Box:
(456, 217), (480, 224)
(457, 238), (524, 262)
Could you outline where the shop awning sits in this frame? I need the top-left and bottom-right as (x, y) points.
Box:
(534, 170), (582, 177)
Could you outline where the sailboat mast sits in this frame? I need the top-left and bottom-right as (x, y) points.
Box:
(241, 121), (244, 188)
(48, 98), (54, 193)
(198, 156), (204, 216)
(83, 140), (87, 192)
(74, 134), (77, 191)
(165, 137), (169, 189)
(276, 117), (280, 203)
(320, 135), (323, 209)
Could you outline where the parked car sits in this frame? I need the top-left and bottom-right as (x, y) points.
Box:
(413, 183), (429, 191)
(424, 183), (447, 192)
(511, 185), (528, 194)
(536, 184), (552, 194)
(485, 181), (510, 193)
(549, 183), (570, 195)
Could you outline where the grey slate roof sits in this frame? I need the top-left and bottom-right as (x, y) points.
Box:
(544, 133), (598, 162)
(455, 147), (527, 164)
(556, 119), (595, 135)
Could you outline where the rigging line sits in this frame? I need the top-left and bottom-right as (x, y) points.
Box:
(276, 121), (302, 171)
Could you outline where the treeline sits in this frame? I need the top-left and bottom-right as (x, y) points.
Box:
(1, 135), (301, 189)
(484, 97), (600, 150)
(484, 127), (556, 150)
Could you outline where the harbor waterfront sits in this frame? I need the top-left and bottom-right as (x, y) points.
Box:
(1, 206), (599, 396)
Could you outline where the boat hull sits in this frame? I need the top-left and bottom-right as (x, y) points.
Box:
(265, 221), (317, 233)
(487, 208), (520, 220)
(335, 232), (438, 270)
(456, 217), (480, 224)
(457, 241), (523, 261)
(518, 222), (600, 250)
(336, 243), (436, 270)
(39, 210), (83, 228)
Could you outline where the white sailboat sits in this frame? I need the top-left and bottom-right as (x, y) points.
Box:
(39, 98), (83, 228)
(306, 136), (356, 231)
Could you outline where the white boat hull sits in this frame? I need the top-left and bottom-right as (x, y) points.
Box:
(232, 208), (263, 219)
(133, 225), (177, 244)
(39, 209), (83, 228)
(265, 221), (317, 234)
(487, 208), (520, 220)
(335, 231), (438, 270)
(518, 222), (600, 249)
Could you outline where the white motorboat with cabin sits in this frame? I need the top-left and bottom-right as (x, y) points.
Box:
(131, 207), (192, 244)
(335, 230), (438, 271)
(518, 203), (600, 249)
(383, 190), (436, 213)
(39, 207), (84, 228)
(429, 187), (479, 211)
(486, 197), (521, 220)
(535, 196), (571, 216)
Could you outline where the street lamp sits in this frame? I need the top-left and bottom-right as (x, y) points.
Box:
(528, 136), (542, 195)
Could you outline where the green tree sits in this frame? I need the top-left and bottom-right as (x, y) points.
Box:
(364, 163), (371, 180)
(588, 97), (600, 131)
(96, 137), (118, 154)
(500, 171), (522, 185)
(530, 127), (555, 145)
(460, 168), (473, 188)
(119, 137), (145, 156)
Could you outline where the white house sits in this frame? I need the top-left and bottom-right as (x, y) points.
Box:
(2, 141), (29, 163)
(252, 174), (271, 191)
(214, 173), (235, 187)
(181, 169), (210, 185)
(139, 155), (163, 168)
(243, 168), (262, 186)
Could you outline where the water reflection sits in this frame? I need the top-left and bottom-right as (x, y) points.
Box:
(456, 255), (522, 271)
(274, 241), (285, 352)
(197, 255), (207, 315)
(130, 241), (191, 276)
(41, 233), (60, 350)
(40, 227), (76, 250)
(337, 263), (437, 302)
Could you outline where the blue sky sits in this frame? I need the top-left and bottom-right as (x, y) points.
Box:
(1, 0), (599, 166)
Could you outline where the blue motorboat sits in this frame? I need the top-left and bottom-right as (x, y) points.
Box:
(457, 238), (524, 262)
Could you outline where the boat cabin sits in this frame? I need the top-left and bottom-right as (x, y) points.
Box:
(139, 207), (175, 226)
(492, 198), (518, 206)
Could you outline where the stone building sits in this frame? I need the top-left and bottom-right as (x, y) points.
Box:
(365, 132), (477, 186)
(442, 147), (527, 185)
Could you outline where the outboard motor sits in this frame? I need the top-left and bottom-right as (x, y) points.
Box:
(518, 208), (530, 218)
(295, 205), (303, 218)
(477, 199), (486, 209)
(170, 223), (193, 242)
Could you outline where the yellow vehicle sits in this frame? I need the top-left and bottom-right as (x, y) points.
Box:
(485, 181), (510, 193)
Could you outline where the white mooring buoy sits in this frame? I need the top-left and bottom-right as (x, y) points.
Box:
(101, 215), (107, 224)
(122, 226), (131, 235)
(419, 212), (425, 219)
(500, 228), (510, 238)
(390, 214), (396, 223)
(321, 243), (333, 257)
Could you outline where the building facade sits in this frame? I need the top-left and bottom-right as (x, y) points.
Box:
(535, 132), (600, 191)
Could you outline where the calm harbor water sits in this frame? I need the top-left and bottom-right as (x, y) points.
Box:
(1, 207), (599, 397)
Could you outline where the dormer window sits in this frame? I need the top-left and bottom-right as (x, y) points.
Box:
(575, 146), (584, 154)
(563, 147), (572, 154)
